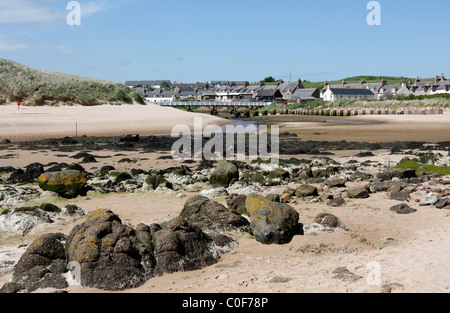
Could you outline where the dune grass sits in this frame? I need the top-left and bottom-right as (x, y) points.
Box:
(0, 58), (144, 106)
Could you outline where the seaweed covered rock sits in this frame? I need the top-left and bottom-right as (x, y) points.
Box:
(11, 233), (68, 292)
(180, 195), (249, 232)
(152, 217), (232, 274)
(245, 194), (301, 245)
(38, 170), (87, 199)
(209, 161), (239, 188)
(65, 209), (157, 291)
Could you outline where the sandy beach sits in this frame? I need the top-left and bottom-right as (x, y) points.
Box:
(0, 103), (230, 142)
(0, 104), (449, 295)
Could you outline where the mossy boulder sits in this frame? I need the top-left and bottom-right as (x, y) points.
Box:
(295, 184), (318, 197)
(245, 194), (301, 245)
(267, 169), (290, 181)
(145, 174), (173, 190)
(38, 170), (87, 199)
(180, 195), (249, 232)
(209, 161), (239, 188)
(242, 173), (265, 185)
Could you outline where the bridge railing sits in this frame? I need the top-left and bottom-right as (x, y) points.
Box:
(151, 101), (270, 107)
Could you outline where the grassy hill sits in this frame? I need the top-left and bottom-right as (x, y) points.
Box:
(252, 76), (435, 90)
(0, 59), (144, 106)
(302, 75), (435, 90)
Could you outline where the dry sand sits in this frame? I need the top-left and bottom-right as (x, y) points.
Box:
(0, 105), (449, 294)
(0, 103), (230, 141)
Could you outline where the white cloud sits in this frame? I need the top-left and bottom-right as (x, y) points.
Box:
(0, 0), (62, 24)
(0, 35), (28, 51)
(0, 0), (125, 25)
(56, 46), (77, 54)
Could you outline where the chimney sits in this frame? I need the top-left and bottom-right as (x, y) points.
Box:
(361, 78), (366, 85)
(415, 77), (421, 85)
(381, 78), (387, 87)
(442, 73), (446, 81)
(342, 79), (347, 86)
(435, 76), (441, 83)
(244, 81), (249, 87)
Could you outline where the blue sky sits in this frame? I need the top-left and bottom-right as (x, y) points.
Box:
(1, 0), (449, 84)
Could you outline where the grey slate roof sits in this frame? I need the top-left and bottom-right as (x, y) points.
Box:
(329, 88), (374, 96)
(292, 88), (319, 99)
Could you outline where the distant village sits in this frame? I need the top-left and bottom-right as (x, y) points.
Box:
(124, 73), (450, 104)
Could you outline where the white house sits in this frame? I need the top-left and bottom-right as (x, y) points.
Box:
(323, 86), (374, 102)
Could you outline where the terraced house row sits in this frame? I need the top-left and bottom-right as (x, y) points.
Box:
(124, 73), (450, 104)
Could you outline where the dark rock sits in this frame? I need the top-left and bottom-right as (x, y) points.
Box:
(435, 198), (450, 209)
(152, 217), (224, 274)
(39, 203), (61, 213)
(12, 234), (67, 291)
(370, 181), (409, 193)
(145, 174), (172, 190)
(314, 213), (349, 230)
(180, 195), (249, 231)
(355, 151), (374, 157)
(376, 171), (392, 182)
(324, 178), (346, 188)
(81, 155), (97, 163)
(7, 169), (35, 184)
(0, 282), (25, 293)
(388, 191), (411, 201)
(295, 184), (318, 197)
(0, 166), (16, 173)
(209, 161), (239, 188)
(332, 267), (363, 282)
(328, 196), (346, 207)
(99, 165), (115, 176)
(265, 194), (281, 203)
(25, 163), (45, 179)
(346, 188), (370, 199)
(120, 134), (140, 143)
(60, 137), (78, 145)
(245, 194), (301, 245)
(226, 194), (248, 216)
(110, 171), (132, 185)
(267, 169), (290, 181)
(65, 209), (156, 291)
(388, 168), (417, 179)
(390, 203), (417, 214)
(242, 173), (265, 184)
(349, 171), (373, 181)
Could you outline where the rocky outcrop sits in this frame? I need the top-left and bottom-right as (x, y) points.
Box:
(245, 194), (301, 245)
(180, 195), (249, 232)
(38, 170), (87, 199)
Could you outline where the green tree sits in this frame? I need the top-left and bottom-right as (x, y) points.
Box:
(160, 81), (170, 89)
(262, 76), (276, 83)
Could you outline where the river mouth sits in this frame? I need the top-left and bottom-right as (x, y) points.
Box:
(145, 117), (378, 137)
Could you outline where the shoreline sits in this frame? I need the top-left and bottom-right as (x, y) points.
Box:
(1, 104), (449, 144)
